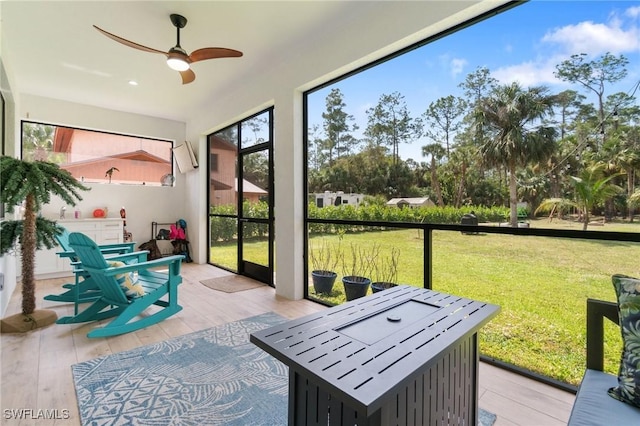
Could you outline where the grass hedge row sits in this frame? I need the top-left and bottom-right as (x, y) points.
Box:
(210, 202), (511, 241)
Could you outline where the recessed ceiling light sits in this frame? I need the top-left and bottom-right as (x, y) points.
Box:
(128, 80), (138, 86)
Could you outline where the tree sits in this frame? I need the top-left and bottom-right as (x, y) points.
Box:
(458, 67), (498, 152)
(0, 157), (89, 332)
(307, 123), (323, 171)
(322, 88), (359, 164)
(459, 66), (498, 109)
(476, 83), (557, 227)
(517, 165), (549, 216)
(536, 162), (622, 230)
(213, 126), (238, 145)
(604, 114), (640, 221)
(243, 114), (269, 145)
(242, 150), (270, 192)
(21, 122), (66, 163)
(630, 189), (640, 209)
(448, 143), (477, 208)
(364, 91), (421, 166)
(551, 90), (586, 141)
(616, 147), (639, 221)
(422, 95), (467, 157)
(540, 90), (587, 200)
(555, 52), (628, 134)
(421, 143), (446, 206)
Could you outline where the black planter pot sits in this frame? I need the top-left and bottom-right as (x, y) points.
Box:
(311, 270), (337, 294)
(371, 282), (398, 293)
(342, 276), (371, 301)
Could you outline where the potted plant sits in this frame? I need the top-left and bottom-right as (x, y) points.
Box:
(0, 156), (89, 333)
(371, 247), (400, 293)
(341, 243), (378, 301)
(309, 239), (339, 295)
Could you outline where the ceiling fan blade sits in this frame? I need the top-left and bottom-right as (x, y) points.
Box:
(93, 25), (167, 56)
(179, 69), (196, 85)
(189, 47), (243, 63)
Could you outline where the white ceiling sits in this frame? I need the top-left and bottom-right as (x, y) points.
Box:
(2, 1), (362, 122)
(1, 1), (498, 124)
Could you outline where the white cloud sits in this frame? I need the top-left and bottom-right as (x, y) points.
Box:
(450, 58), (468, 78)
(437, 54), (468, 79)
(541, 16), (640, 56)
(492, 58), (560, 87)
(493, 7), (639, 88)
(626, 6), (640, 18)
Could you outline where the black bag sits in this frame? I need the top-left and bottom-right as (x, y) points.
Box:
(138, 239), (163, 260)
(171, 239), (192, 263)
(156, 229), (171, 240)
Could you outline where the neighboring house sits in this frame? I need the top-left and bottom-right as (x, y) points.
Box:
(209, 135), (267, 206)
(62, 151), (171, 185)
(387, 197), (435, 209)
(239, 179), (268, 204)
(52, 126), (172, 185)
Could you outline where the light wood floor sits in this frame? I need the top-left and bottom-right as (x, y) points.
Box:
(1, 263), (575, 425)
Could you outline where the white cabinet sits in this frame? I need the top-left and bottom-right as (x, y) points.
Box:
(34, 219), (124, 279)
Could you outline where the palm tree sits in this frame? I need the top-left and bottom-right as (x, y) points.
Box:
(613, 135), (640, 222)
(0, 156), (89, 332)
(629, 189), (640, 209)
(421, 143), (446, 206)
(535, 162), (622, 230)
(476, 83), (557, 226)
(449, 144), (477, 208)
(517, 165), (550, 216)
(21, 122), (54, 161)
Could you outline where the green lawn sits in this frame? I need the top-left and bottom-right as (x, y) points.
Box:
(212, 218), (639, 386)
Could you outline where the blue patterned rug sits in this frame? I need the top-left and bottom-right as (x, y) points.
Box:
(72, 312), (497, 425)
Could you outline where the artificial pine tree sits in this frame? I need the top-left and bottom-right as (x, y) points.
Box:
(0, 156), (89, 332)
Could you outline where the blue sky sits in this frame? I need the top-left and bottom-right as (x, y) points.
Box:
(307, 1), (640, 162)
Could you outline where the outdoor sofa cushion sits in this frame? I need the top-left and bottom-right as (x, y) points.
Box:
(608, 274), (640, 408)
(569, 368), (640, 425)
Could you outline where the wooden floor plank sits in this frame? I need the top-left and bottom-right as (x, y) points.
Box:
(481, 389), (568, 426)
(1, 263), (575, 425)
(479, 362), (575, 422)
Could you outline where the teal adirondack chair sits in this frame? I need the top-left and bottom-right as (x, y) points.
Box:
(57, 232), (184, 338)
(44, 228), (137, 314)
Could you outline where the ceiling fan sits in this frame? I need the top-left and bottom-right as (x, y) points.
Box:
(94, 14), (243, 84)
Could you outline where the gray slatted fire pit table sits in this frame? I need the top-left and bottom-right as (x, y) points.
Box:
(250, 285), (499, 426)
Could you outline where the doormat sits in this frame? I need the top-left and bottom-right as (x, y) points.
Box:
(200, 275), (266, 293)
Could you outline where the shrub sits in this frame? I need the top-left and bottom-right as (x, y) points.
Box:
(308, 203), (509, 235)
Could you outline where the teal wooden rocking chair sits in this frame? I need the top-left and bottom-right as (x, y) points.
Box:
(44, 227), (137, 314)
(57, 232), (184, 338)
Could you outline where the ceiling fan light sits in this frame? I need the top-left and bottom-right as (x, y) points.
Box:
(167, 56), (189, 71)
